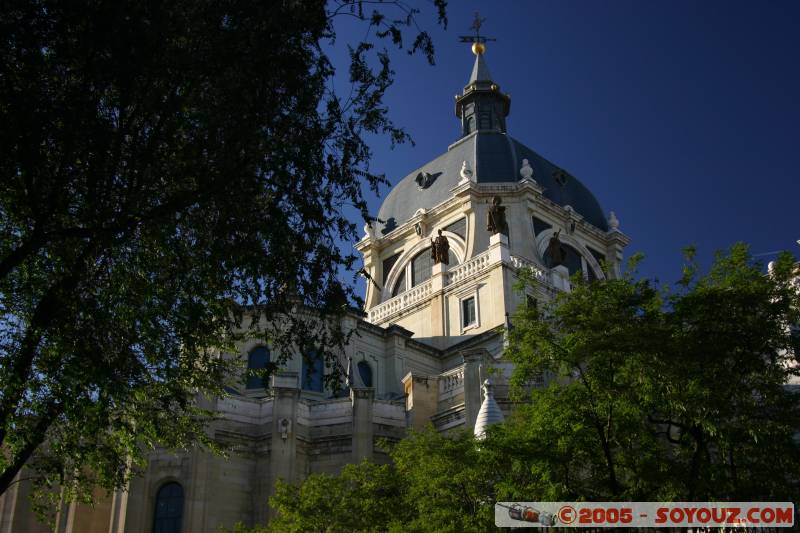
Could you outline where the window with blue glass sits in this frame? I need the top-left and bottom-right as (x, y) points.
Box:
(246, 346), (269, 389)
(357, 361), (373, 388)
(302, 350), (324, 392)
(152, 482), (183, 533)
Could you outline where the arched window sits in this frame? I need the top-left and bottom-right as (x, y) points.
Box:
(153, 482), (183, 533)
(387, 245), (461, 300)
(302, 350), (324, 393)
(357, 361), (373, 388)
(246, 346), (269, 389)
(411, 249), (432, 286)
(543, 243), (598, 279)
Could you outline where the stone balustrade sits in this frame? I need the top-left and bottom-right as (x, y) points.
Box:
(368, 278), (433, 322)
(446, 249), (492, 285)
(367, 248), (553, 324)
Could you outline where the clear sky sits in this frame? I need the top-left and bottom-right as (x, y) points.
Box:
(332, 1), (799, 292)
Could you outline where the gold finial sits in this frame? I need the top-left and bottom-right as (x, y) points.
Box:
(459, 12), (495, 54)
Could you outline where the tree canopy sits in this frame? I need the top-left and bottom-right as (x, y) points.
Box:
(236, 245), (800, 531)
(0, 0), (446, 510)
(506, 245), (800, 501)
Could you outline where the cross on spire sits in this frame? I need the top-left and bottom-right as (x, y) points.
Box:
(459, 12), (496, 54)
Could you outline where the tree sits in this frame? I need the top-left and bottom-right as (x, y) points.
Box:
(0, 0), (446, 511)
(225, 429), (500, 533)
(506, 244), (800, 501)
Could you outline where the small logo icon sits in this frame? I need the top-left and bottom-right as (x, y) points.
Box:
(558, 505), (577, 525)
(507, 504), (557, 526)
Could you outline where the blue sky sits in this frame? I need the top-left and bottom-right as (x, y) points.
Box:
(332, 1), (799, 291)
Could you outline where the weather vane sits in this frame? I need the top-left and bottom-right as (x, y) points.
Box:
(459, 12), (496, 54)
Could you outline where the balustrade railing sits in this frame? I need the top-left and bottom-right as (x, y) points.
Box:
(368, 278), (433, 322)
(367, 249), (551, 323)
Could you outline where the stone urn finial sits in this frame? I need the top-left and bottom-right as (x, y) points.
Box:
(459, 160), (474, 183)
(608, 211), (620, 231)
(520, 158), (535, 181)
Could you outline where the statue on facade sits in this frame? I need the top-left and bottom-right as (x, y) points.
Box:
(430, 229), (450, 265)
(486, 196), (508, 235)
(547, 230), (566, 267)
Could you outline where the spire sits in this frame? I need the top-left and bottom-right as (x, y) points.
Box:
(474, 379), (505, 439)
(469, 48), (492, 84)
(454, 14), (510, 138)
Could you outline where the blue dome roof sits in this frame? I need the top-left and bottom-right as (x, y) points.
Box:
(377, 130), (609, 233)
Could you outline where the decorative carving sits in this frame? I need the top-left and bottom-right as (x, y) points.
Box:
(430, 229), (450, 265)
(546, 230), (566, 267)
(553, 169), (569, 187)
(608, 211), (620, 231)
(486, 196), (508, 235)
(415, 171), (441, 189)
(278, 418), (291, 440)
(351, 388), (374, 400)
(519, 158), (535, 181)
(363, 221), (375, 240)
(459, 160), (474, 183)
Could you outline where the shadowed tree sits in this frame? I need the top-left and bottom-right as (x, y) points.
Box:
(0, 0), (446, 513)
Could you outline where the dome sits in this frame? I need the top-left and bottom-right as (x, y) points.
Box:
(377, 49), (607, 235)
(377, 130), (609, 234)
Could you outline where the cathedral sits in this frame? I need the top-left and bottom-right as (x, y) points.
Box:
(0, 42), (628, 533)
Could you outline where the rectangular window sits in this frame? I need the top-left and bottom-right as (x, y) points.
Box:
(462, 296), (476, 329)
(302, 350), (324, 392)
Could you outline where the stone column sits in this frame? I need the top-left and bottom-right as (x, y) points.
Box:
(607, 229), (628, 279)
(0, 474), (51, 533)
(401, 373), (440, 430)
(269, 372), (300, 491)
(107, 488), (129, 533)
(351, 387), (375, 461)
(430, 261), (448, 347)
(462, 349), (488, 430)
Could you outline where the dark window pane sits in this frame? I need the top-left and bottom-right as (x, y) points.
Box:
(444, 218), (466, 240)
(392, 274), (406, 297)
(245, 346), (269, 389)
(532, 216), (552, 236)
(382, 253), (402, 286)
(586, 246), (606, 278)
(356, 361), (373, 387)
(544, 243), (584, 277)
(411, 249), (432, 287)
(153, 482), (183, 533)
(302, 350), (324, 392)
(447, 248), (459, 266)
(462, 297), (476, 328)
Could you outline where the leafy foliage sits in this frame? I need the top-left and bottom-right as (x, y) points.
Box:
(0, 0), (445, 512)
(506, 244), (800, 500)
(224, 430), (499, 533)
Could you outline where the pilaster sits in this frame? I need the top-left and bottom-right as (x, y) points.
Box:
(351, 387), (375, 461)
(430, 262), (448, 347)
(488, 232), (510, 264)
(401, 373), (440, 430)
(462, 349), (489, 430)
(269, 372), (300, 492)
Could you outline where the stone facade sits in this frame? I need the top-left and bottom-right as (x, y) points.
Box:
(0, 45), (630, 533)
